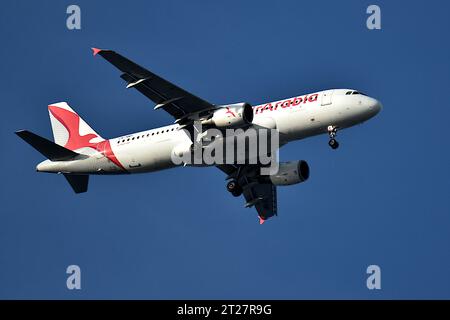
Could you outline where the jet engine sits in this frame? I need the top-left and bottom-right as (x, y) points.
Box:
(268, 160), (310, 186)
(202, 103), (254, 128)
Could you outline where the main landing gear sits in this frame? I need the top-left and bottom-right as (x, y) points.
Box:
(226, 180), (243, 197)
(327, 125), (339, 150)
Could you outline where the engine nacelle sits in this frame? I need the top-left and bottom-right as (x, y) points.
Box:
(202, 103), (254, 128)
(269, 160), (310, 186)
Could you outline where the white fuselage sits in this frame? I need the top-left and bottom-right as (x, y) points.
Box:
(36, 89), (382, 174)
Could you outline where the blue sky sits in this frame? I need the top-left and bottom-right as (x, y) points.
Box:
(1, 0), (449, 299)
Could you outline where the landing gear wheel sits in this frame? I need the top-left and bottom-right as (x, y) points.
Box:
(327, 125), (339, 149)
(226, 180), (242, 197)
(328, 138), (339, 149)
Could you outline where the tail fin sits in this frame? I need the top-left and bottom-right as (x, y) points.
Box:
(48, 102), (104, 151)
(15, 130), (81, 161)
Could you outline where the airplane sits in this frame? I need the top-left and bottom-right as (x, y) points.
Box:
(16, 48), (382, 224)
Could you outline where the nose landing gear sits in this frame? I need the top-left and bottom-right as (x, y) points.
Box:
(327, 125), (339, 150)
(226, 180), (243, 197)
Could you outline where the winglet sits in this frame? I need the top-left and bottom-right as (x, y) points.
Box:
(91, 47), (102, 56)
(259, 216), (266, 225)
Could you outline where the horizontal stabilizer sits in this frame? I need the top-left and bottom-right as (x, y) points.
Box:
(64, 174), (89, 193)
(15, 130), (80, 161)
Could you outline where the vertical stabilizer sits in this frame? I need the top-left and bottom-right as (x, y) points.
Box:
(48, 102), (104, 151)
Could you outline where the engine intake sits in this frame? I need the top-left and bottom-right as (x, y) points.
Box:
(269, 160), (310, 186)
(202, 102), (254, 128)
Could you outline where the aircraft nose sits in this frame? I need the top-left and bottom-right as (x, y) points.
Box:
(368, 98), (382, 115)
(374, 100), (383, 113)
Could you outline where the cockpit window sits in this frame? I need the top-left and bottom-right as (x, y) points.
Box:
(345, 91), (352, 95)
(352, 91), (367, 96)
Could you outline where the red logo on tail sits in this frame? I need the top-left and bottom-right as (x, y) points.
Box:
(49, 106), (99, 150)
(49, 106), (125, 170)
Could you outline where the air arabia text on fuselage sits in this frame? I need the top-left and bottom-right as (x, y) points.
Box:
(254, 93), (319, 114)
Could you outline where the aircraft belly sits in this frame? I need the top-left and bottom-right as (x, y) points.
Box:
(113, 138), (179, 173)
(146, 139), (179, 171)
(279, 109), (325, 140)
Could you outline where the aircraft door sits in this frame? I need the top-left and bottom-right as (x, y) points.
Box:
(321, 90), (334, 106)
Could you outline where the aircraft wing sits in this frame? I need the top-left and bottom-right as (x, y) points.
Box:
(217, 164), (277, 224)
(92, 48), (215, 120)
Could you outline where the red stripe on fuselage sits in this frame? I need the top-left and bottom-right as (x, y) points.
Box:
(96, 140), (126, 171)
